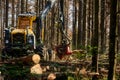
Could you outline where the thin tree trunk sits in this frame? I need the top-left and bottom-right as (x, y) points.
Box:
(65, 0), (69, 34)
(51, 7), (55, 47)
(77, 0), (82, 49)
(105, 0), (110, 54)
(91, 0), (99, 79)
(100, 0), (105, 54)
(12, 0), (15, 27)
(35, 0), (39, 16)
(117, 0), (120, 53)
(2, 0), (6, 44)
(16, 0), (20, 25)
(26, 0), (28, 12)
(0, 0), (1, 40)
(21, 0), (25, 13)
(0, 0), (2, 44)
(5, 0), (9, 28)
(108, 0), (117, 80)
(82, 0), (87, 47)
(87, 0), (91, 46)
(72, 0), (77, 49)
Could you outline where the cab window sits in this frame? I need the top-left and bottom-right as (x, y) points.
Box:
(19, 18), (30, 29)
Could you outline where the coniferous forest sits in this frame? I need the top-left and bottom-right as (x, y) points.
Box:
(0, 0), (120, 80)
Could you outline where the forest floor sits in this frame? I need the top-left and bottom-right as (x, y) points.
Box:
(0, 51), (120, 80)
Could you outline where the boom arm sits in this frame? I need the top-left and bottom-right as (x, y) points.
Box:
(36, 0), (57, 42)
(41, 0), (57, 20)
(37, 0), (70, 43)
(40, 0), (57, 29)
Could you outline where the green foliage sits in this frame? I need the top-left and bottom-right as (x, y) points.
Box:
(86, 45), (98, 55)
(74, 52), (86, 59)
(68, 76), (74, 80)
(72, 45), (77, 50)
(116, 73), (120, 80)
(117, 53), (120, 62)
(0, 63), (30, 79)
(67, 73), (91, 80)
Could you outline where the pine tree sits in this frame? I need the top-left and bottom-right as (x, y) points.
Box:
(108, 0), (117, 80)
(91, 0), (99, 79)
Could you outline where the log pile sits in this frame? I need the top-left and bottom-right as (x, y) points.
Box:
(0, 52), (120, 80)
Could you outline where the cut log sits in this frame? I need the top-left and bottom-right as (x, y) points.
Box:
(88, 72), (99, 76)
(30, 64), (43, 74)
(72, 49), (85, 54)
(0, 54), (40, 64)
(32, 54), (41, 64)
(47, 73), (56, 80)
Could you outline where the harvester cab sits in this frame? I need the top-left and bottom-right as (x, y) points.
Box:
(2, 13), (44, 60)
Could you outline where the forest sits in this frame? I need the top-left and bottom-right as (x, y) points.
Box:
(0, 0), (119, 80)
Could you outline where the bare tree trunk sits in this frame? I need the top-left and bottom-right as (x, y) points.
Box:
(100, 0), (105, 54)
(0, 0), (3, 52)
(117, 0), (120, 53)
(105, 0), (110, 54)
(64, 0), (69, 34)
(26, 0), (28, 12)
(2, 0), (6, 44)
(16, 0), (20, 25)
(87, 0), (91, 47)
(0, 0), (2, 44)
(72, 0), (77, 49)
(91, 0), (99, 79)
(35, 0), (39, 16)
(51, 7), (55, 47)
(21, 0), (25, 13)
(5, 0), (9, 28)
(77, 0), (82, 49)
(82, 0), (87, 47)
(12, 0), (15, 27)
(108, 0), (117, 80)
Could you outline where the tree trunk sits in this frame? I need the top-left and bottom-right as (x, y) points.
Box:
(12, 0), (15, 27)
(117, 0), (120, 53)
(35, 0), (39, 16)
(51, 7), (55, 47)
(91, 0), (99, 79)
(72, 0), (77, 49)
(87, 0), (91, 47)
(16, 0), (20, 25)
(82, 0), (87, 47)
(104, 0), (110, 54)
(21, 0), (25, 13)
(64, 0), (69, 34)
(5, 0), (9, 28)
(100, 0), (105, 54)
(26, 0), (28, 12)
(77, 0), (82, 49)
(108, 0), (117, 80)
(0, 0), (2, 44)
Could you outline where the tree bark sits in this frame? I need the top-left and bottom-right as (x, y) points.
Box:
(100, 0), (105, 54)
(108, 0), (117, 80)
(77, 0), (82, 49)
(91, 0), (99, 79)
(117, 0), (120, 53)
(16, 0), (20, 25)
(82, 0), (87, 47)
(0, 0), (2, 44)
(5, 0), (9, 28)
(21, 0), (25, 13)
(12, 0), (15, 27)
(26, 0), (28, 12)
(72, 0), (77, 49)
